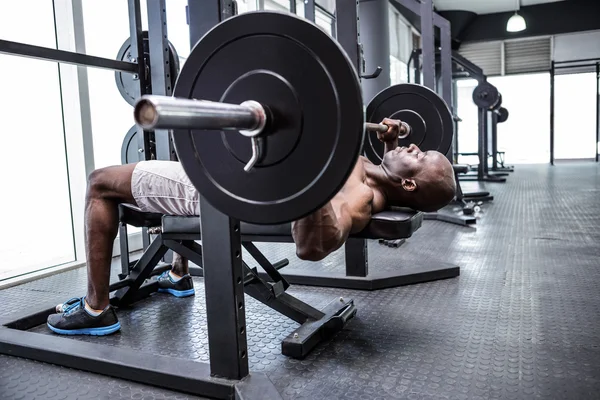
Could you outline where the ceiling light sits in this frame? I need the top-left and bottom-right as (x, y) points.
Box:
(507, 12), (526, 32)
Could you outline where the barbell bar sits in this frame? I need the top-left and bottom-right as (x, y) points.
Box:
(135, 95), (412, 141)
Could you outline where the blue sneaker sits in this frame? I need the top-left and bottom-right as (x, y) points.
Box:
(157, 271), (195, 298)
(47, 297), (120, 336)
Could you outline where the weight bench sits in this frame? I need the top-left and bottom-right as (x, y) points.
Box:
(115, 204), (356, 359)
(249, 208), (460, 290)
(119, 204), (459, 295)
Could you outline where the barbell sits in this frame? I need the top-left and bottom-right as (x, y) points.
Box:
(472, 81), (502, 110)
(132, 11), (452, 225)
(496, 107), (509, 123)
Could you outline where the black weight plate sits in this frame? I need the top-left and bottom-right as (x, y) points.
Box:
(121, 126), (156, 164)
(472, 81), (500, 110)
(115, 31), (180, 106)
(497, 107), (509, 123)
(364, 83), (453, 164)
(173, 11), (364, 225)
(121, 126), (139, 164)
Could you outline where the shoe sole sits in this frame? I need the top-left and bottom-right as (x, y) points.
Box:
(47, 322), (121, 336)
(158, 288), (195, 298)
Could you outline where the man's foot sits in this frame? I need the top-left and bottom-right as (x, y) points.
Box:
(47, 297), (120, 336)
(157, 270), (195, 297)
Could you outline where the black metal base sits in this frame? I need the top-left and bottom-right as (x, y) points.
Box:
(259, 262), (460, 290)
(281, 297), (356, 358)
(379, 238), (406, 248)
(424, 211), (476, 226)
(492, 166), (514, 172)
(459, 174), (507, 183)
(463, 191), (494, 203)
(0, 316), (281, 399)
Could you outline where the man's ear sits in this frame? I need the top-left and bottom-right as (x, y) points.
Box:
(401, 178), (417, 192)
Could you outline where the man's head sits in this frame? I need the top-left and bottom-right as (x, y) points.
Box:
(380, 144), (456, 212)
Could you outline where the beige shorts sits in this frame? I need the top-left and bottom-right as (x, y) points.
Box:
(131, 161), (199, 216)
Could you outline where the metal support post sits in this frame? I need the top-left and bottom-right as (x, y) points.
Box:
(596, 62), (599, 162)
(128, 0), (152, 162)
(550, 61), (555, 165)
(147, 0), (175, 161)
(452, 79), (459, 163)
(199, 197), (249, 379)
(420, 0), (435, 89)
(491, 111), (499, 170)
(304, 0), (315, 21)
(413, 49), (421, 84)
(477, 107), (486, 180)
(335, 0), (361, 73)
(344, 238), (368, 277)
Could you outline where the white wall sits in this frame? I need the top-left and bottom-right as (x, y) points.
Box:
(553, 30), (600, 63)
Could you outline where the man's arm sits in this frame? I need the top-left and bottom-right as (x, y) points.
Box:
(378, 118), (401, 154)
(291, 200), (354, 262)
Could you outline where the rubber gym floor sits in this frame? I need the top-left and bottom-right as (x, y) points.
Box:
(1, 163), (599, 400)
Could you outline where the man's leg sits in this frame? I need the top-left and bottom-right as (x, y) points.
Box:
(84, 164), (138, 310)
(171, 253), (189, 277)
(47, 164), (137, 335)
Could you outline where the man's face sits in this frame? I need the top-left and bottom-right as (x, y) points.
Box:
(381, 144), (437, 181)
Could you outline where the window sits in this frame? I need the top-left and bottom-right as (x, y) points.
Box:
(554, 72), (597, 160)
(455, 79), (480, 164)
(488, 73), (551, 164)
(315, 8), (334, 36)
(263, 0), (290, 11)
(388, 6), (411, 85)
(0, 1), (75, 280)
(237, 0), (259, 13)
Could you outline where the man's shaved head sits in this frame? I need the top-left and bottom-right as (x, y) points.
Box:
(379, 144), (456, 212)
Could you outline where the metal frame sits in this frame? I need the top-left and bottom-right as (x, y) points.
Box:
(549, 58), (600, 165)
(0, 202), (358, 398)
(304, 0), (315, 22)
(459, 108), (507, 183)
(250, 229), (459, 290)
(335, 0), (360, 73)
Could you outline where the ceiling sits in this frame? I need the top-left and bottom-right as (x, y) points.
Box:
(433, 0), (567, 15)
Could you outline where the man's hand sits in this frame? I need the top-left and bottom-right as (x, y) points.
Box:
(377, 118), (402, 143)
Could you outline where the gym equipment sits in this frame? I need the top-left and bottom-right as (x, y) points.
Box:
(133, 14), (455, 226)
(472, 81), (501, 110)
(115, 31), (180, 106)
(363, 83), (454, 163)
(121, 126), (156, 164)
(135, 12), (364, 226)
(497, 107), (509, 123)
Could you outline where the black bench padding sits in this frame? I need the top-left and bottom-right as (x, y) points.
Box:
(119, 204), (423, 240)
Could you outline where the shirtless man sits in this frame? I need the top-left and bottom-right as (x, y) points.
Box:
(47, 119), (456, 336)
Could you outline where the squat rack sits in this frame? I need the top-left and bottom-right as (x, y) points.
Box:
(549, 58), (600, 165)
(0, 1), (364, 399)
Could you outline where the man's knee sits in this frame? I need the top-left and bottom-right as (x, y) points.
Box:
(86, 164), (136, 201)
(87, 168), (110, 198)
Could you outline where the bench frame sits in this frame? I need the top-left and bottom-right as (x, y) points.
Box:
(0, 199), (358, 399)
(257, 236), (460, 290)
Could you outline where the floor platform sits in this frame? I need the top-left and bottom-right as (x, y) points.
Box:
(1, 163), (600, 399)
